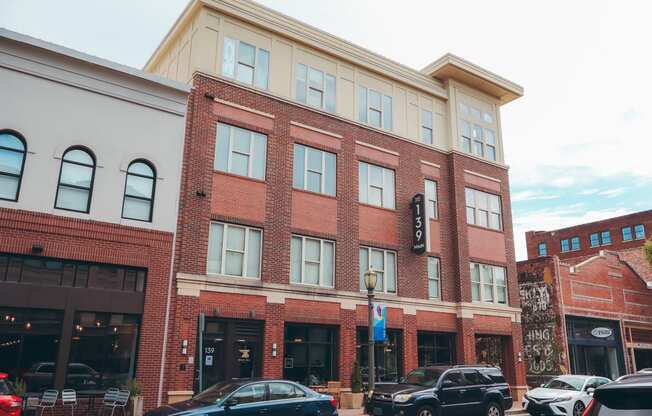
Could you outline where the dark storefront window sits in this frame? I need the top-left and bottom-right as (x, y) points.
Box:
(356, 328), (402, 382)
(0, 308), (62, 393)
(475, 335), (506, 369)
(284, 324), (338, 386)
(417, 332), (455, 367)
(67, 312), (139, 392)
(0, 253), (146, 291)
(566, 316), (624, 380)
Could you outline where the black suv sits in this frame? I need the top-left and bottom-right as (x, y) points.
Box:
(583, 373), (652, 415)
(367, 365), (513, 416)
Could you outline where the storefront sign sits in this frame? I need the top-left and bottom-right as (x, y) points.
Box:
(238, 346), (251, 362)
(411, 194), (426, 254)
(373, 303), (386, 342)
(591, 327), (613, 339)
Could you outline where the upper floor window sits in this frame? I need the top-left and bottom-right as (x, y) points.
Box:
(207, 222), (262, 278)
(357, 86), (392, 130)
(0, 131), (26, 202)
(359, 246), (396, 294)
(590, 231), (611, 247)
(55, 147), (95, 213)
(560, 239), (570, 253)
(425, 179), (438, 219)
(359, 162), (395, 209)
(458, 103), (497, 161)
(421, 110), (433, 145)
(538, 243), (547, 257)
(601, 231), (611, 245)
(465, 188), (502, 230)
(295, 64), (336, 112)
(293, 144), (336, 196)
(215, 123), (267, 180)
(635, 224), (645, 240)
(222, 37), (269, 89)
(590, 233), (600, 247)
(471, 262), (507, 304)
(571, 236), (580, 251)
(622, 226), (633, 242)
(122, 160), (156, 222)
(290, 235), (334, 287)
(428, 257), (440, 299)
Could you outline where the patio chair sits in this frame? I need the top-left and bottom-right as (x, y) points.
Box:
(106, 390), (130, 416)
(99, 388), (119, 416)
(62, 389), (77, 416)
(35, 390), (58, 416)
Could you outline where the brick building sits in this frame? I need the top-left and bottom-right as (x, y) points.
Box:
(145, 0), (527, 404)
(0, 29), (189, 409)
(519, 212), (652, 386)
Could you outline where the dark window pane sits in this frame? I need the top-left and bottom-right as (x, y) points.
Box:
(75, 265), (89, 288)
(123, 271), (137, 291)
(61, 264), (75, 287)
(21, 259), (63, 286)
(6, 257), (21, 282)
(87, 266), (124, 290)
(0, 255), (7, 281)
(136, 272), (146, 292)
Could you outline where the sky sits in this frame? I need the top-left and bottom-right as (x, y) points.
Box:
(2, 0), (651, 260)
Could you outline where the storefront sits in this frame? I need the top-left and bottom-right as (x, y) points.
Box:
(476, 335), (507, 369)
(283, 324), (338, 386)
(566, 316), (625, 380)
(0, 253), (145, 394)
(417, 331), (455, 367)
(356, 328), (402, 382)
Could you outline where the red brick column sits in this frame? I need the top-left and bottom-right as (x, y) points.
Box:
(164, 294), (200, 399)
(403, 314), (418, 374)
(263, 303), (285, 379)
(340, 309), (357, 387)
(508, 322), (527, 401)
(457, 317), (476, 363)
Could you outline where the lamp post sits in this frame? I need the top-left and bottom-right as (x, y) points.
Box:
(364, 266), (378, 396)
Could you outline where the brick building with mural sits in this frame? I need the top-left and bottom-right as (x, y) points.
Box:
(519, 210), (652, 386)
(144, 0), (528, 403)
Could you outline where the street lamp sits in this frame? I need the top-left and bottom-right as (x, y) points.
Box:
(364, 266), (378, 396)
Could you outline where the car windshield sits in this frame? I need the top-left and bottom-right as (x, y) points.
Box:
(0, 379), (13, 395)
(403, 368), (445, 386)
(543, 377), (585, 391)
(193, 382), (241, 403)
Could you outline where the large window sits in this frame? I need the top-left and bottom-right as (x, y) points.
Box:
(465, 188), (502, 230)
(635, 224), (645, 240)
(122, 160), (156, 222)
(0, 131), (26, 202)
(55, 147), (95, 213)
(67, 312), (139, 391)
(0, 253), (146, 292)
(425, 180), (438, 219)
(571, 236), (581, 251)
(215, 123), (267, 180)
(428, 257), (441, 299)
(284, 324), (337, 386)
(207, 222), (262, 278)
(295, 64), (336, 112)
(590, 233), (600, 247)
(357, 86), (392, 130)
(601, 231), (612, 245)
(561, 239), (570, 252)
(290, 235), (334, 287)
(222, 37), (269, 89)
(293, 144), (336, 196)
(359, 162), (395, 209)
(359, 246), (396, 294)
(421, 110), (433, 144)
(458, 102), (497, 161)
(470, 262), (507, 304)
(622, 227), (633, 242)
(356, 328), (402, 382)
(417, 331), (455, 367)
(538, 243), (547, 257)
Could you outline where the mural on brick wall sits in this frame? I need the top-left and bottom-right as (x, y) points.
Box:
(519, 264), (566, 385)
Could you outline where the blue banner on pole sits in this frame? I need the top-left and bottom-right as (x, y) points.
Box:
(373, 303), (386, 342)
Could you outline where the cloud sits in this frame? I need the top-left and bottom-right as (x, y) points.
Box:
(511, 190), (560, 202)
(579, 188), (600, 196)
(623, 108), (644, 123)
(598, 188), (626, 198)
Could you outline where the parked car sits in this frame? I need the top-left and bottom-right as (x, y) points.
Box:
(22, 362), (101, 392)
(0, 374), (22, 416)
(366, 365), (513, 416)
(582, 373), (652, 415)
(522, 375), (610, 416)
(144, 379), (337, 416)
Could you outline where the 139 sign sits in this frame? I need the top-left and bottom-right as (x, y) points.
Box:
(412, 194), (426, 254)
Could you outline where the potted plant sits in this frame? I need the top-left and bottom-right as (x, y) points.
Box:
(340, 361), (364, 409)
(125, 379), (143, 416)
(13, 378), (27, 410)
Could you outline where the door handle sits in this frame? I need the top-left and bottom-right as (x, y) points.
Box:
(459, 389), (466, 394)
(258, 409), (269, 414)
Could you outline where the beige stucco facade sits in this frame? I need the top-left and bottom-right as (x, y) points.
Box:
(144, 0), (522, 167)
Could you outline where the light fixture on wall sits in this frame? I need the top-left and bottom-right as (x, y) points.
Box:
(31, 244), (44, 254)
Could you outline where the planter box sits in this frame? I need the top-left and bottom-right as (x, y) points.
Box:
(340, 392), (364, 409)
(131, 396), (143, 416)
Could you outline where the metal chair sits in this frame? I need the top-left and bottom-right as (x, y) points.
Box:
(62, 389), (77, 416)
(99, 388), (119, 416)
(106, 390), (130, 416)
(35, 390), (58, 416)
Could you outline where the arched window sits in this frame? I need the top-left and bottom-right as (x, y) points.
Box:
(55, 147), (95, 213)
(122, 160), (156, 222)
(0, 130), (27, 202)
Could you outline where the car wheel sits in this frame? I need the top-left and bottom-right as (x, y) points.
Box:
(416, 405), (436, 416)
(573, 401), (586, 416)
(486, 401), (503, 416)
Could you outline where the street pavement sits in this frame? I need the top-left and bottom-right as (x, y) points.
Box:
(337, 404), (528, 415)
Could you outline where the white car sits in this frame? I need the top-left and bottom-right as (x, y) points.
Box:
(522, 375), (611, 416)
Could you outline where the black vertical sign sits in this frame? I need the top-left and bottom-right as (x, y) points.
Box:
(411, 194), (426, 254)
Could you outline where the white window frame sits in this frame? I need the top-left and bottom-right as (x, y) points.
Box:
(215, 123), (267, 180)
(457, 102), (498, 161)
(290, 235), (335, 288)
(421, 109), (433, 144)
(425, 179), (438, 219)
(538, 243), (547, 257)
(601, 230), (611, 245)
(207, 222), (262, 279)
(428, 257), (440, 299)
(359, 246), (397, 294)
(470, 262), (507, 305)
(622, 226), (633, 241)
(359, 161), (395, 209)
(222, 36), (269, 89)
(295, 64), (336, 112)
(293, 144), (336, 196)
(465, 188), (502, 231)
(357, 86), (393, 131)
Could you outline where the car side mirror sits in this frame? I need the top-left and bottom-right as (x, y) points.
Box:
(224, 398), (238, 408)
(540, 384), (545, 388)
(586, 387), (595, 395)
